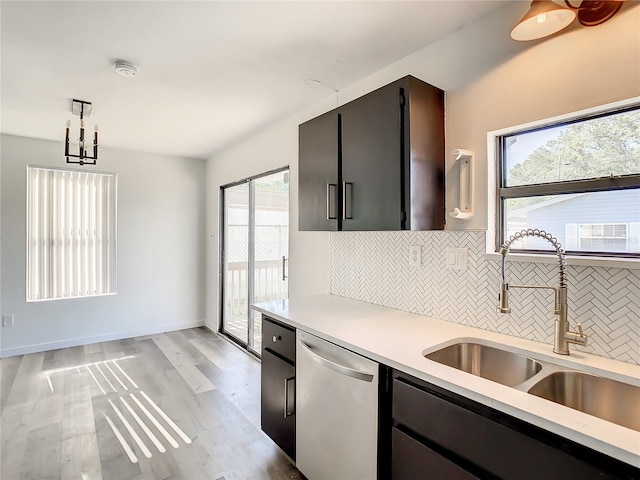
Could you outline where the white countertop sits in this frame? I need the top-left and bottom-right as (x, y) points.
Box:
(253, 294), (640, 468)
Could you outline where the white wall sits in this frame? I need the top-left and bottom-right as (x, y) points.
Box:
(206, 2), (640, 334)
(205, 106), (336, 331)
(0, 134), (206, 356)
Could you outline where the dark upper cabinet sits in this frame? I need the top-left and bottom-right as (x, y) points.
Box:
(298, 110), (340, 231)
(298, 75), (445, 231)
(341, 80), (403, 231)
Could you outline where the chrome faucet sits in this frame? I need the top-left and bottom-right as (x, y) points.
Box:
(498, 229), (588, 355)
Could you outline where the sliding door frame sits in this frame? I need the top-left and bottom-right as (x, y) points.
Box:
(219, 165), (289, 355)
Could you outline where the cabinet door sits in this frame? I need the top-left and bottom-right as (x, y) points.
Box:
(341, 81), (403, 231)
(392, 427), (478, 480)
(261, 349), (296, 459)
(392, 373), (637, 480)
(298, 110), (340, 231)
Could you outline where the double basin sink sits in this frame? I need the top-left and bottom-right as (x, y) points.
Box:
(425, 341), (640, 432)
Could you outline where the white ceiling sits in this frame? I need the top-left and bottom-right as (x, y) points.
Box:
(1, 1), (508, 160)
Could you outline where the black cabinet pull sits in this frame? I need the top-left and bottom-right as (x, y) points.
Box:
(284, 376), (295, 417)
(326, 183), (337, 220)
(343, 182), (354, 220)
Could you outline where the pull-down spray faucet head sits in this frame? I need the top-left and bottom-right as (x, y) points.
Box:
(499, 282), (511, 313)
(498, 245), (512, 313)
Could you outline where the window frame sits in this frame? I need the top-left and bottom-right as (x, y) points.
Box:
(26, 164), (118, 302)
(486, 96), (640, 268)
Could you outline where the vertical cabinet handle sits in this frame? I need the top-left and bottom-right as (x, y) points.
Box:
(326, 183), (337, 220)
(284, 376), (295, 417)
(282, 256), (288, 281)
(342, 182), (354, 220)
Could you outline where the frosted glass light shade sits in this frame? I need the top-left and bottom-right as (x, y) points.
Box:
(511, 1), (576, 41)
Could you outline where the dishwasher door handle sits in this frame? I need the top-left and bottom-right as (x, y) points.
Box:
(299, 340), (374, 382)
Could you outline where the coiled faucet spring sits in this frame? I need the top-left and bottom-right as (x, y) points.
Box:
(500, 228), (567, 287)
(498, 228), (587, 355)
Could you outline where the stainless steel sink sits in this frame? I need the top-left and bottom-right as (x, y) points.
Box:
(528, 371), (640, 431)
(425, 342), (542, 387)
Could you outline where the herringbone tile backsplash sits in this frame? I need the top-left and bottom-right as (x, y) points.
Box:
(330, 231), (640, 365)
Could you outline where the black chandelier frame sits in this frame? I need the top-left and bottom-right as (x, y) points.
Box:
(65, 99), (98, 166)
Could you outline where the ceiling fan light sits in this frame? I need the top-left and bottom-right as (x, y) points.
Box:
(511, 1), (577, 41)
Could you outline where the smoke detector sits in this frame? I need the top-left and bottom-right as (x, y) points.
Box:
(114, 60), (138, 78)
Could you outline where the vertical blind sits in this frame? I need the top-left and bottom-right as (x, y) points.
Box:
(26, 166), (117, 301)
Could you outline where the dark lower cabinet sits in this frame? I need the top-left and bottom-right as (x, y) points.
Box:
(388, 370), (640, 480)
(261, 316), (296, 460)
(392, 427), (479, 480)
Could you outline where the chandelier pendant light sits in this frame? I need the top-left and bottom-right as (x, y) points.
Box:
(65, 99), (98, 166)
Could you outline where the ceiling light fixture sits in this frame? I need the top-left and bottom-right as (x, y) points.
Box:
(114, 60), (138, 78)
(510, 0), (623, 41)
(65, 99), (98, 166)
(511, 1), (577, 41)
(564, 0), (623, 26)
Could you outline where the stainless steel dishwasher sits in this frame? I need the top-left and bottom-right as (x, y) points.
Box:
(296, 330), (379, 480)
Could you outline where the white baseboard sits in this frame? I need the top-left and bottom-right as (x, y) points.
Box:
(0, 320), (206, 358)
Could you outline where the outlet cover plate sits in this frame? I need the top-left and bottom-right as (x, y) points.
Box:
(446, 247), (468, 271)
(409, 245), (421, 268)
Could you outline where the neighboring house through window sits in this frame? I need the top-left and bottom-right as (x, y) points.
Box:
(26, 165), (117, 301)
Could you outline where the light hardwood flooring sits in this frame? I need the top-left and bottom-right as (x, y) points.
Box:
(0, 328), (303, 480)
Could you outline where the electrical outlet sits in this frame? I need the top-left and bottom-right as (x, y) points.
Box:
(2, 315), (15, 327)
(409, 245), (421, 268)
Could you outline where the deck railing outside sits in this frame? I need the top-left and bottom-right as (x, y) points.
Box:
(224, 259), (288, 348)
(225, 259), (288, 316)
(223, 223), (288, 349)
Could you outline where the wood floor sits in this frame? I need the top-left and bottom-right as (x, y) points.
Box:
(0, 328), (303, 480)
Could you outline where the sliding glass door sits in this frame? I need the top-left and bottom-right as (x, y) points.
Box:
(221, 168), (289, 354)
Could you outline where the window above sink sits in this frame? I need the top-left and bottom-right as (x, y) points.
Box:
(486, 96), (640, 269)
